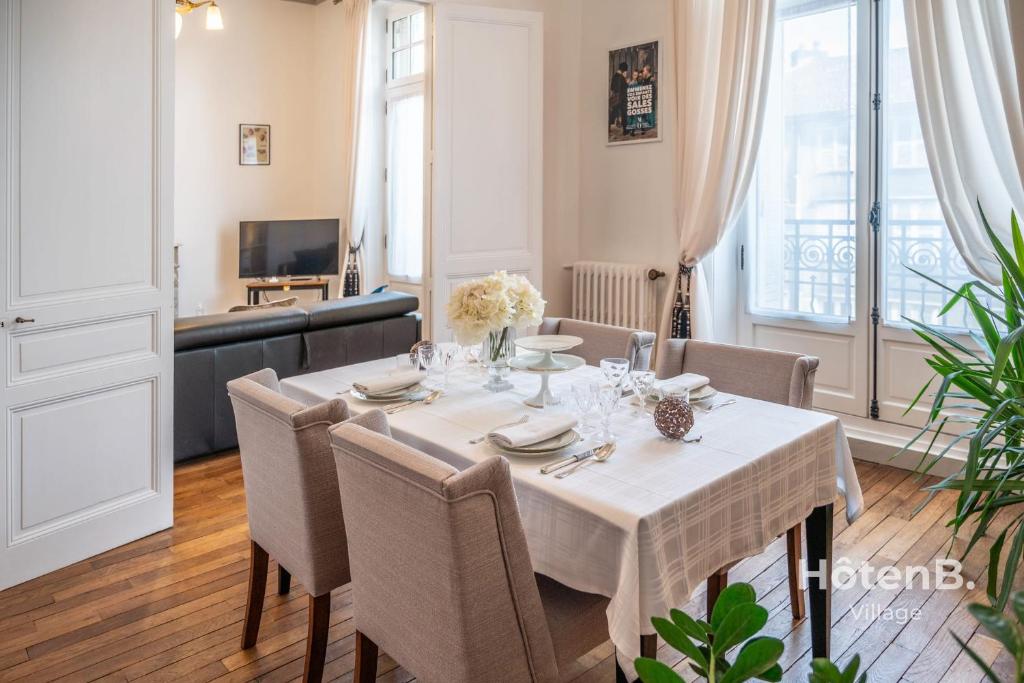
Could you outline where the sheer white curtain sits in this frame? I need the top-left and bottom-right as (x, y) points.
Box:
(337, 0), (372, 296)
(904, 0), (1024, 283)
(659, 0), (775, 344)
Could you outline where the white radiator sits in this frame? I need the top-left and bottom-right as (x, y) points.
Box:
(571, 261), (663, 332)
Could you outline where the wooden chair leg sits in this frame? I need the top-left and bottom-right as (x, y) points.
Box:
(278, 565), (291, 595)
(303, 593), (331, 683)
(354, 630), (379, 683)
(241, 540), (269, 649)
(787, 523), (806, 621)
(707, 567), (729, 621)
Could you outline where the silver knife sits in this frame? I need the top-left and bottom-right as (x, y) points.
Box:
(540, 446), (599, 475)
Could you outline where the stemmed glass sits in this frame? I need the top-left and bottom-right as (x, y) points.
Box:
(417, 342), (437, 377)
(570, 380), (599, 435)
(629, 370), (656, 417)
(437, 343), (458, 389)
(596, 384), (621, 442)
(599, 358), (631, 389)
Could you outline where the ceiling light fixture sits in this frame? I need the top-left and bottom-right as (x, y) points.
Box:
(175, 0), (224, 39)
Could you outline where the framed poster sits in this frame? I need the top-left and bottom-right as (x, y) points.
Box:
(239, 124), (271, 165)
(608, 40), (660, 145)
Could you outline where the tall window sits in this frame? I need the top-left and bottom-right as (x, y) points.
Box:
(385, 5), (425, 282)
(881, 0), (983, 330)
(751, 0), (858, 320)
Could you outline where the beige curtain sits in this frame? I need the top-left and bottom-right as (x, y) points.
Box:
(337, 0), (372, 296)
(904, 0), (1024, 284)
(659, 0), (775, 344)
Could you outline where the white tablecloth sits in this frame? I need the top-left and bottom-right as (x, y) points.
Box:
(282, 359), (863, 676)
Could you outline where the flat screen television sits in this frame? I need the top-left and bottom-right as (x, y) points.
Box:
(238, 219), (340, 279)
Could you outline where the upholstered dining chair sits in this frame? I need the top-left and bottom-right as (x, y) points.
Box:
(539, 317), (656, 371)
(329, 418), (613, 683)
(656, 339), (819, 621)
(227, 368), (380, 683)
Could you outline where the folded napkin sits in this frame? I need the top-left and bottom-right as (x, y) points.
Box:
(352, 369), (426, 395)
(654, 373), (710, 396)
(489, 414), (578, 448)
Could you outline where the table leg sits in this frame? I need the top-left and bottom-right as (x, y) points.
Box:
(806, 502), (833, 659)
(321, 283), (328, 301)
(614, 634), (657, 683)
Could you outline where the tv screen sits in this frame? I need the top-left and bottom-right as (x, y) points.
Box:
(239, 219), (340, 278)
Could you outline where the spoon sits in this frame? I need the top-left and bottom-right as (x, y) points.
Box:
(555, 443), (617, 479)
(469, 415), (530, 444)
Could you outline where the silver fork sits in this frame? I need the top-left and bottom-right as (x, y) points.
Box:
(697, 398), (736, 413)
(469, 415), (530, 444)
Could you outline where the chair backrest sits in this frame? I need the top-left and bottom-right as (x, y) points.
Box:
(329, 422), (560, 683)
(656, 339), (819, 409)
(227, 368), (352, 597)
(539, 317), (655, 371)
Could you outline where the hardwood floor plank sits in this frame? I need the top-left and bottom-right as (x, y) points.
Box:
(0, 453), (1006, 683)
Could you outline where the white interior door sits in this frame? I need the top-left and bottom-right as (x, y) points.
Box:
(0, 0), (174, 590)
(431, 4), (543, 341)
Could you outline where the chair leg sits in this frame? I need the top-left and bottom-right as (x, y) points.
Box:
(707, 567), (729, 621)
(278, 565), (292, 595)
(787, 523), (806, 621)
(241, 540), (269, 650)
(303, 593), (331, 683)
(354, 630), (379, 683)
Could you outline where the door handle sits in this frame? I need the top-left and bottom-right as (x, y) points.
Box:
(14, 317), (35, 324)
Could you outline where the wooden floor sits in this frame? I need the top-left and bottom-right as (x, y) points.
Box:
(0, 453), (1012, 682)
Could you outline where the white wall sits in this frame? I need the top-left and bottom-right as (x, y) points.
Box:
(175, 0), (323, 316)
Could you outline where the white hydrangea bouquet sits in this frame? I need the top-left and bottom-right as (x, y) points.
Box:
(446, 271), (544, 390)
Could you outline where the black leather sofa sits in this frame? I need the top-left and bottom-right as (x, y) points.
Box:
(174, 292), (420, 462)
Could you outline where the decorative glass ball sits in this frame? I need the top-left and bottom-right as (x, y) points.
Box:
(654, 396), (695, 439)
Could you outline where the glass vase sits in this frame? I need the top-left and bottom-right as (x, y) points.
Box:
(482, 326), (517, 392)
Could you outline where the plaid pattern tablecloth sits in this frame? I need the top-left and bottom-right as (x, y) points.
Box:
(282, 359), (863, 675)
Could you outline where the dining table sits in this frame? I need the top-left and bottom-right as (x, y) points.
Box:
(281, 357), (864, 680)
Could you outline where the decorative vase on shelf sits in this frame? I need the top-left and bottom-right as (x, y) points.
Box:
(482, 326), (517, 392)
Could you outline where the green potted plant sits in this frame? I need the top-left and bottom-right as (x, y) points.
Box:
(901, 206), (1024, 611)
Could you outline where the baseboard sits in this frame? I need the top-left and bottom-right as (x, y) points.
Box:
(825, 410), (967, 479)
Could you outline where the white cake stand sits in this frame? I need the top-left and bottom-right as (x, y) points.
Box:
(514, 335), (584, 370)
(509, 353), (586, 408)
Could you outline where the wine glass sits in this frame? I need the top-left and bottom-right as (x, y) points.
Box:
(600, 358), (631, 389)
(437, 343), (458, 389)
(570, 380), (599, 435)
(596, 384), (622, 442)
(629, 370), (656, 417)
(417, 342), (437, 376)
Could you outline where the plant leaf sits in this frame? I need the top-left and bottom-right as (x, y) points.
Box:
(651, 617), (707, 670)
(670, 608), (710, 644)
(718, 637), (784, 683)
(966, 603), (1022, 655)
(713, 603), (769, 653)
(710, 583), (757, 633)
(634, 657), (685, 683)
(951, 631), (1002, 683)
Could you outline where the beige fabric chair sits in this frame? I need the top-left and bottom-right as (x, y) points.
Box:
(656, 339), (819, 620)
(227, 368), (385, 683)
(539, 317), (655, 371)
(329, 420), (612, 683)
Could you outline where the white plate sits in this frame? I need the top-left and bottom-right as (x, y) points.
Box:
(486, 429), (581, 456)
(350, 385), (429, 402)
(509, 353), (586, 373)
(515, 335), (584, 354)
(646, 385), (718, 404)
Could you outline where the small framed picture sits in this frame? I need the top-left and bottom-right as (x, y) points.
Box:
(239, 124), (271, 165)
(608, 40), (660, 145)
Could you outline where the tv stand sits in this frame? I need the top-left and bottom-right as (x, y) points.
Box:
(246, 277), (330, 305)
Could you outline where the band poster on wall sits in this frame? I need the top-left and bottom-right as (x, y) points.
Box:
(608, 40), (660, 145)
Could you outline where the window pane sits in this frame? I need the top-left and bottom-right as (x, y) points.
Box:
(387, 94), (424, 281)
(411, 43), (424, 75)
(752, 0), (857, 319)
(411, 11), (424, 43)
(393, 16), (409, 49)
(882, 0), (993, 330)
(392, 48), (410, 80)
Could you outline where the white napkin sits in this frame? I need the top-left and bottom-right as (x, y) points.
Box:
(654, 373), (710, 396)
(352, 369), (426, 395)
(489, 414), (578, 448)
